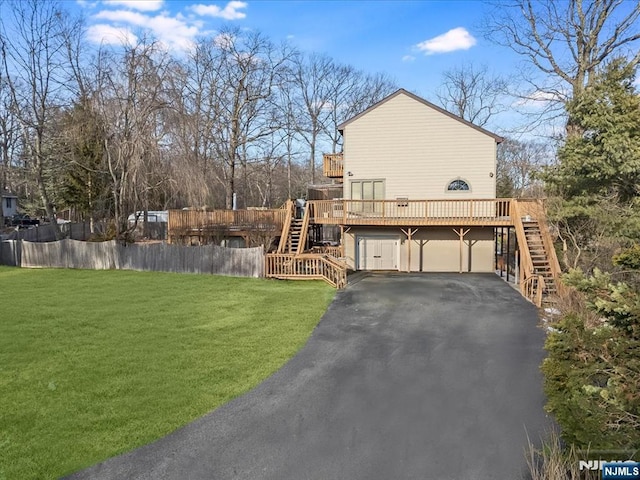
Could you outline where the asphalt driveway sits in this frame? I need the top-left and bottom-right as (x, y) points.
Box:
(68, 273), (552, 480)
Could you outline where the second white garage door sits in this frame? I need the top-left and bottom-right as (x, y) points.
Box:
(357, 236), (399, 270)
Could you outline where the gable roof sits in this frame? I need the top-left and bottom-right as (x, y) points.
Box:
(337, 88), (504, 143)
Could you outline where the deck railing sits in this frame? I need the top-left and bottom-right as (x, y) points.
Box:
(323, 153), (344, 178)
(308, 199), (513, 226)
(511, 200), (536, 286)
(265, 253), (347, 288)
(310, 245), (343, 257)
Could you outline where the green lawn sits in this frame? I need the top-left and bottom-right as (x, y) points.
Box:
(0, 267), (335, 480)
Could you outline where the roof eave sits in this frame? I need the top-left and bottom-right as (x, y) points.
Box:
(337, 88), (504, 143)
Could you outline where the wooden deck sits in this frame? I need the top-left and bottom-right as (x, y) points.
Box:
(163, 199), (559, 301)
(265, 253), (347, 288)
(308, 199), (515, 226)
(168, 208), (287, 244)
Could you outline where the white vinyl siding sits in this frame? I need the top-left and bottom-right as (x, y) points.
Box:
(342, 92), (497, 201)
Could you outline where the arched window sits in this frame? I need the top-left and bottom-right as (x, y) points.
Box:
(447, 179), (470, 191)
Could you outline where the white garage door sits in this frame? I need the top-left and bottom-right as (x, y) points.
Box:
(357, 236), (399, 270)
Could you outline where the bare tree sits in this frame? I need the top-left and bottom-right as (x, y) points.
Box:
(291, 53), (336, 184)
(496, 139), (551, 197)
(184, 29), (293, 208)
(0, 60), (20, 226)
(274, 72), (304, 199)
(484, 0), (640, 132)
(435, 63), (508, 127)
(94, 39), (174, 241)
(0, 0), (78, 235)
(323, 69), (396, 152)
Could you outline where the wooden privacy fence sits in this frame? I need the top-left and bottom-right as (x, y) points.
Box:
(0, 240), (21, 266)
(2, 222), (98, 242)
(2, 239), (264, 277)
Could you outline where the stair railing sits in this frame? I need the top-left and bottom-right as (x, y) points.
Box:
(522, 274), (546, 307)
(277, 200), (294, 253)
(296, 202), (311, 254)
(512, 200), (536, 285)
(264, 253), (347, 288)
(530, 199), (562, 282)
(513, 199), (564, 305)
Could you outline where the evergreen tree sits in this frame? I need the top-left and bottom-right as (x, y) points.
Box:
(542, 60), (640, 269)
(541, 59), (640, 450)
(548, 59), (640, 204)
(58, 99), (111, 230)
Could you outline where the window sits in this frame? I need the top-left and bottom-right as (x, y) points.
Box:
(447, 179), (470, 191)
(5, 197), (12, 209)
(351, 180), (384, 200)
(350, 180), (384, 213)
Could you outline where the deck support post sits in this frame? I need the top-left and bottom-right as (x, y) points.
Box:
(342, 226), (351, 259)
(401, 228), (419, 272)
(453, 228), (470, 273)
(506, 227), (511, 282)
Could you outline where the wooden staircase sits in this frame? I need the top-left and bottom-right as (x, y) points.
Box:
(513, 200), (562, 307)
(277, 201), (310, 254)
(269, 200), (347, 288)
(522, 221), (557, 297)
(286, 218), (305, 253)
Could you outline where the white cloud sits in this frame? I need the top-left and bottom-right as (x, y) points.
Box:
(416, 27), (476, 55)
(77, 0), (99, 8)
(402, 55), (416, 62)
(87, 24), (138, 45)
(93, 9), (200, 50)
(95, 9), (148, 25)
(103, 0), (164, 12)
(190, 1), (247, 20)
(513, 90), (567, 108)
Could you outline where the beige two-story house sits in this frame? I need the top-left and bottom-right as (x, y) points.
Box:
(313, 88), (506, 273)
(268, 89), (560, 303)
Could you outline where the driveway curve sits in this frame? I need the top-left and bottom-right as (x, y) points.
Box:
(68, 273), (552, 480)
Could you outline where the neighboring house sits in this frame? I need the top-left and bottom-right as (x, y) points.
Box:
(2, 191), (18, 218)
(317, 88), (504, 273)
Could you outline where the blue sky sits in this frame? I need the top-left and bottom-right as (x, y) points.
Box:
(72, 0), (640, 138)
(76, 0), (515, 103)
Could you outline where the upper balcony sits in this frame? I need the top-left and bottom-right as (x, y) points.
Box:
(323, 153), (343, 179)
